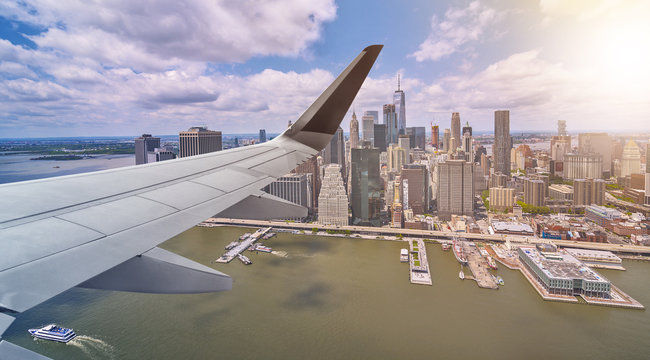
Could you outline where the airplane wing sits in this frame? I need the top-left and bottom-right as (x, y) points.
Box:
(0, 45), (383, 358)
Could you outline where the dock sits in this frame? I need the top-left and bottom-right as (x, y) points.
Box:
(215, 227), (271, 263)
(462, 241), (498, 289)
(409, 239), (432, 285)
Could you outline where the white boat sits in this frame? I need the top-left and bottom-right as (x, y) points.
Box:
(459, 270), (465, 280)
(28, 324), (76, 343)
(400, 248), (409, 262)
(256, 245), (272, 253)
(237, 254), (252, 265)
(225, 241), (238, 250)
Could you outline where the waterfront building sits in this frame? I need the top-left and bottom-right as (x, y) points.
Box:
(259, 129), (267, 143)
(401, 164), (429, 215)
(391, 176), (403, 228)
(573, 178), (605, 206)
(383, 104), (398, 144)
(264, 173), (312, 211)
(373, 124), (387, 152)
(564, 153), (603, 180)
(493, 110), (511, 175)
(437, 159), (473, 220)
(361, 112), (375, 144)
(451, 112), (461, 150)
(350, 146), (381, 226)
(349, 111), (360, 150)
(621, 140), (641, 177)
(578, 133), (612, 176)
(317, 164), (348, 226)
(518, 247), (611, 298)
(179, 127), (222, 158)
(135, 134), (161, 165)
(549, 184), (573, 201)
(432, 124), (439, 149)
(489, 186), (514, 212)
(291, 155), (320, 209)
(523, 178), (545, 207)
(393, 74), (406, 135)
(443, 128), (451, 153)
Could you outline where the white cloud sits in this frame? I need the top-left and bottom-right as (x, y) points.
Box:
(410, 1), (503, 62)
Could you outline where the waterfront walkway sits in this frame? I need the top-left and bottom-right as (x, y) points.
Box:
(409, 239), (432, 285)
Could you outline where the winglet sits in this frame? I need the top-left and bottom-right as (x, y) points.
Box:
(280, 45), (383, 151)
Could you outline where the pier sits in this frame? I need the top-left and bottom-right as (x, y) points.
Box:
(215, 227), (271, 263)
(462, 241), (498, 289)
(409, 239), (432, 285)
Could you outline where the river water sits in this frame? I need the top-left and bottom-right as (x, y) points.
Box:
(4, 226), (650, 359)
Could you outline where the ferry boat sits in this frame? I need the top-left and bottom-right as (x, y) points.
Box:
(225, 241), (238, 250)
(487, 256), (498, 270)
(459, 270), (465, 280)
(237, 254), (252, 265)
(441, 242), (451, 251)
(452, 240), (468, 265)
(239, 233), (251, 241)
(28, 324), (76, 343)
(262, 232), (276, 240)
(255, 245), (272, 253)
(400, 248), (409, 262)
(496, 276), (505, 286)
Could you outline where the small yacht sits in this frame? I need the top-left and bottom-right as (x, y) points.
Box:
(28, 324), (76, 343)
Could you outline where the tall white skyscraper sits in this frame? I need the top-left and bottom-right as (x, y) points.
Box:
(349, 111), (359, 150)
(493, 110), (511, 174)
(393, 74), (406, 136)
(361, 112), (375, 144)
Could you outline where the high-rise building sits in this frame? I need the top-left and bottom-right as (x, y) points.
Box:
(481, 153), (490, 176)
(322, 126), (345, 167)
(443, 128), (451, 153)
(401, 164), (429, 215)
(364, 110), (379, 124)
(489, 186), (514, 211)
(437, 159), (474, 220)
(462, 122), (473, 163)
(621, 140), (641, 177)
(291, 155), (320, 209)
(317, 164), (348, 226)
(154, 148), (175, 162)
(551, 135), (571, 162)
(391, 176), (403, 228)
(558, 120), (567, 136)
(134, 134), (161, 165)
(350, 146), (381, 226)
(179, 127), (222, 158)
(387, 144), (407, 172)
(393, 74), (406, 135)
(405, 126), (426, 150)
(645, 145), (650, 205)
(259, 129), (267, 143)
(373, 124), (387, 152)
(573, 178), (605, 206)
(523, 178), (545, 207)
(264, 173), (312, 210)
(578, 133), (611, 176)
(349, 111), (359, 150)
(383, 104), (398, 144)
(361, 112), (375, 144)
(490, 173), (509, 188)
(493, 110), (511, 175)
(432, 124), (439, 149)
(564, 153), (603, 180)
(451, 112), (461, 149)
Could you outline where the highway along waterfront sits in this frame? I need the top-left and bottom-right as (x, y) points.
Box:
(4, 226), (650, 359)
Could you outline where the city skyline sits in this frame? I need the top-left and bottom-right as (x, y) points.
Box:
(1, 1), (649, 137)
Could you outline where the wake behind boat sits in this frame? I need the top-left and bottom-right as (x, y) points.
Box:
(28, 324), (76, 343)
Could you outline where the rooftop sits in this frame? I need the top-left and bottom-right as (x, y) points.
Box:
(520, 247), (609, 283)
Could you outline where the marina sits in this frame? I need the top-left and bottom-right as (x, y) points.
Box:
(215, 227), (272, 263)
(462, 241), (499, 289)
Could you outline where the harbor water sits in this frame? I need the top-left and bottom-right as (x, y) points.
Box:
(4, 226), (650, 359)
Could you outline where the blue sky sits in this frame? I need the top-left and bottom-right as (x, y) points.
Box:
(0, 0), (649, 137)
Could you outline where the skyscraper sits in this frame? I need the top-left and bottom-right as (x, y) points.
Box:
(645, 145), (650, 205)
(318, 164), (348, 226)
(523, 178), (545, 207)
(364, 110), (379, 124)
(391, 176), (403, 228)
(291, 155), (320, 209)
(621, 140), (641, 177)
(179, 127), (221, 158)
(401, 164), (429, 215)
(437, 159), (474, 220)
(493, 110), (511, 175)
(558, 120), (567, 136)
(259, 129), (267, 143)
(373, 124), (387, 152)
(393, 74), (406, 135)
(405, 126), (426, 150)
(443, 128), (451, 153)
(431, 124), (439, 149)
(361, 112), (375, 144)
(489, 186), (514, 212)
(578, 133), (612, 176)
(349, 111), (359, 150)
(462, 122), (473, 163)
(387, 144), (407, 172)
(350, 145), (381, 226)
(573, 178), (605, 206)
(383, 104), (398, 144)
(322, 126), (345, 167)
(264, 173), (312, 210)
(451, 112), (461, 147)
(565, 153), (603, 180)
(134, 134), (160, 165)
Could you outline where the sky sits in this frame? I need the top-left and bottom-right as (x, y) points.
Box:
(0, 0), (649, 138)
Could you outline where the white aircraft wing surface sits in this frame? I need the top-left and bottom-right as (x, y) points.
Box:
(0, 45), (383, 358)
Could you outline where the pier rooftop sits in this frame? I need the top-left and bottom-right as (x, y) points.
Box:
(520, 247), (607, 283)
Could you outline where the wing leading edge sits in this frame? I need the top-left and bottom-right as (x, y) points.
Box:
(0, 45), (382, 357)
